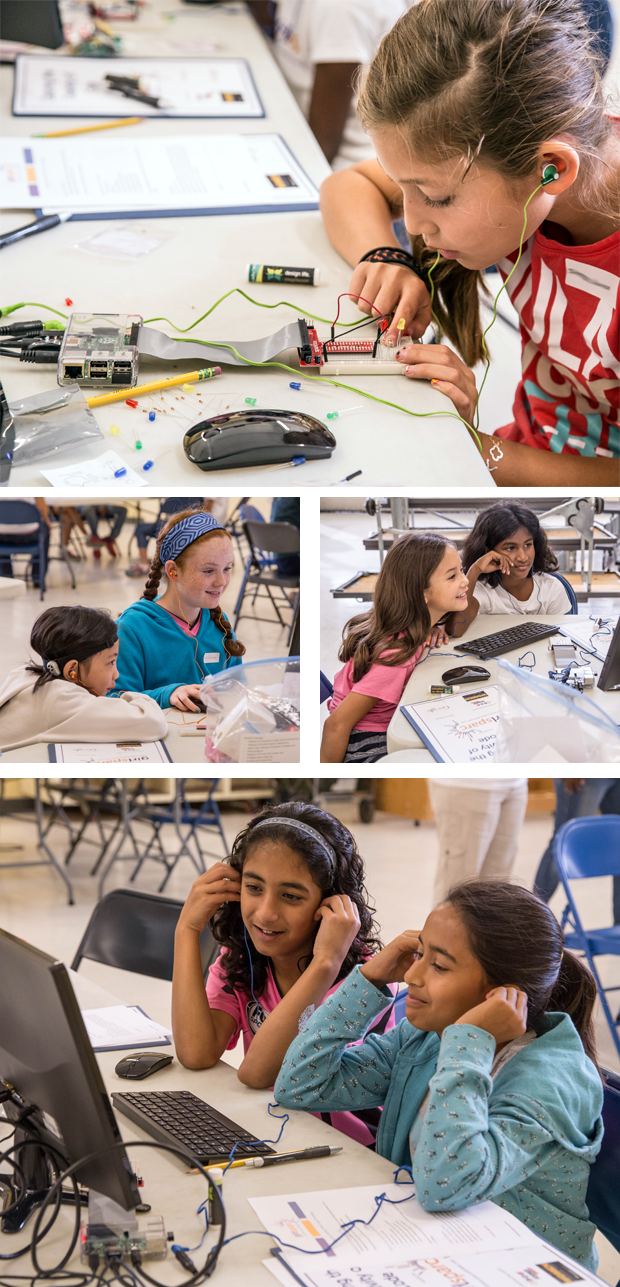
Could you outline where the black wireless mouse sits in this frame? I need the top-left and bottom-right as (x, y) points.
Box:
(115, 1052), (174, 1079)
(183, 408), (336, 471)
(442, 665), (492, 684)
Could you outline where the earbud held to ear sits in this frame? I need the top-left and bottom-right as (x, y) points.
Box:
(541, 163), (560, 186)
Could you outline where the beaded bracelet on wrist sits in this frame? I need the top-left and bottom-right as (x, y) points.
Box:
(358, 245), (429, 289)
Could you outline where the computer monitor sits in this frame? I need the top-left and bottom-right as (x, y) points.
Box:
(597, 616), (620, 692)
(0, 928), (139, 1231)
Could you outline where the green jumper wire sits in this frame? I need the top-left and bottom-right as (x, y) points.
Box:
(2, 232), (536, 459)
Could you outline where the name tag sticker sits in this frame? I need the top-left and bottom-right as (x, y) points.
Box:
(203, 652), (220, 664)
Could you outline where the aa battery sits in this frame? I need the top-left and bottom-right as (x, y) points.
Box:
(247, 263), (321, 285)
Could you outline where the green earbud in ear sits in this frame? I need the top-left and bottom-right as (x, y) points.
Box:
(541, 163), (560, 185)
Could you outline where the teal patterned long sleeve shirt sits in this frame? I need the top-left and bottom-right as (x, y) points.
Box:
(274, 967), (604, 1271)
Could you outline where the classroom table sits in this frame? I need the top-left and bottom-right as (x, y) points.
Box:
(3, 967), (606, 1285)
(386, 612), (620, 757)
(0, 0), (492, 488)
(0, 710), (214, 764)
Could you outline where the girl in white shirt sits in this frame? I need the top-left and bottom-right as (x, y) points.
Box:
(452, 500), (570, 636)
(0, 606), (167, 752)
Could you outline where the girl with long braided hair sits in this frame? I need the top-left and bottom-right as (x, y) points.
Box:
(115, 506), (245, 711)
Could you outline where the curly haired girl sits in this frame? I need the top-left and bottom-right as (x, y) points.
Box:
(115, 507), (244, 711)
(171, 801), (394, 1146)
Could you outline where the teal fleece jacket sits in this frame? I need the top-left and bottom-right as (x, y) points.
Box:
(274, 967), (604, 1270)
(115, 598), (241, 708)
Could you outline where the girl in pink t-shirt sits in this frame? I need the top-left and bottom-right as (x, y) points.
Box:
(321, 532), (469, 763)
(171, 802), (395, 1146)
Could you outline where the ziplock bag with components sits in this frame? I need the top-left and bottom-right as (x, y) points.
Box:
(494, 658), (620, 762)
(199, 657), (300, 763)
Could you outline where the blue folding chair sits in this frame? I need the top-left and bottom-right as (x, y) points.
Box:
(555, 816), (620, 1060)
(0, 500), (47, 599)
(550, 571), (578, 614)
(320, 671), (334, 704)
(586, 1065), (620, 1267)
(393, 988), (408, 1023)
(128, 778), (228, 893)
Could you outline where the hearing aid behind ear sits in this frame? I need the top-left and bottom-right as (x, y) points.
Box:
(541, 163), (560, 185)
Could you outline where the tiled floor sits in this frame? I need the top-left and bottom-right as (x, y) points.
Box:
(0, 791), (618, 1281)
(0, 497), (294, 677)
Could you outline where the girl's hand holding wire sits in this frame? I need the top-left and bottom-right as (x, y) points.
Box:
(455, 985), (528, 1044)
(178, 863), (241, 933)
(360, 930), (421, 988)
(348, 262), (432, 344)
(312, 894), (361, 972)
(397, 342), (477, 427)
(170, 682), (204, 712)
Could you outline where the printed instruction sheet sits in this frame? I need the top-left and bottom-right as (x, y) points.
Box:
(0, 134), (319, 214)
(13, 56), (264, 118)
(400, 687), (500, 762)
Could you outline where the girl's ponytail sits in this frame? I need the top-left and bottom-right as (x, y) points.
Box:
(445, 881), (601, 1073)
(547, 950), (598, 1066)
(210, 604), (246, 660)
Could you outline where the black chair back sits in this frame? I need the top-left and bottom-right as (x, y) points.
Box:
(586, 1066), (620, 1254)
(71, 887), (218, 981)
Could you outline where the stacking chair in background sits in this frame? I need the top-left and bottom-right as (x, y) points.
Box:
(71, 887), (219, 982)
(555, 815), (620, 1060)
(233, 518), (300, 644)
(0, 500), (48, 599)
(122, 779), (228, 894)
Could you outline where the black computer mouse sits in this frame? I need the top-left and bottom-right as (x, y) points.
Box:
(442, 665), (492, 684)
(115, 1052), (174, 1080)
(183, 408), (336, 471)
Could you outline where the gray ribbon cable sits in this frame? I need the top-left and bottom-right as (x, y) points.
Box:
(137, 320), (304, 367)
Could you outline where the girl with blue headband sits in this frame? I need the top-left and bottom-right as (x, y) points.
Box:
(171, 801), (395, 1147)
(115, 506), (244, 712)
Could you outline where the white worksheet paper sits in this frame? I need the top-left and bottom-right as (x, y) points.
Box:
(40, 451), (147, 488)
(0, 134), (319, 214)
(263, 1244), (606, 1286)
(400, 687), (499, 763)
(49, 740), (171, 765)
(13, 55), (264, 118)
(250, 1184), (539, 1282)
(81, 1005), (172, 1052)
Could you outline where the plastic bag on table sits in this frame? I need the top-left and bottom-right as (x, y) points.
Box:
(494, 658), (620, 763)
(8, 384), (103, 466)
(199, 657), (300, 763)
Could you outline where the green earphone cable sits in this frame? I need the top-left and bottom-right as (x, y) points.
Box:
(473, 182), (543, 430)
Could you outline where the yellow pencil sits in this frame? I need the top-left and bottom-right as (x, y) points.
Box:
(86, 366), (222, 408)
(33, 117), (144, 139)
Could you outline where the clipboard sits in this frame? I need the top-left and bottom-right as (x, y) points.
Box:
(81, 1004), (172, 1053)
(48, 740), (172, 764)
(399, 686), (500, 763)
(13, 55), (265, 119)
(1, 133), (320, 219)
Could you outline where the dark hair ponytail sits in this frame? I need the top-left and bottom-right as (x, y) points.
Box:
(211, 801), (381, 997)
(445, 881), (600, 1070)
(27, 606), (118, 693)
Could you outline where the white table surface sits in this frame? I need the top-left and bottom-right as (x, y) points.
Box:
(7, 971), (606, 1285)
(4, 970), (396, 1286)
(386, 613), (620, 756)
(0, 707), (211, 762)
(0, 0), (492, 488)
